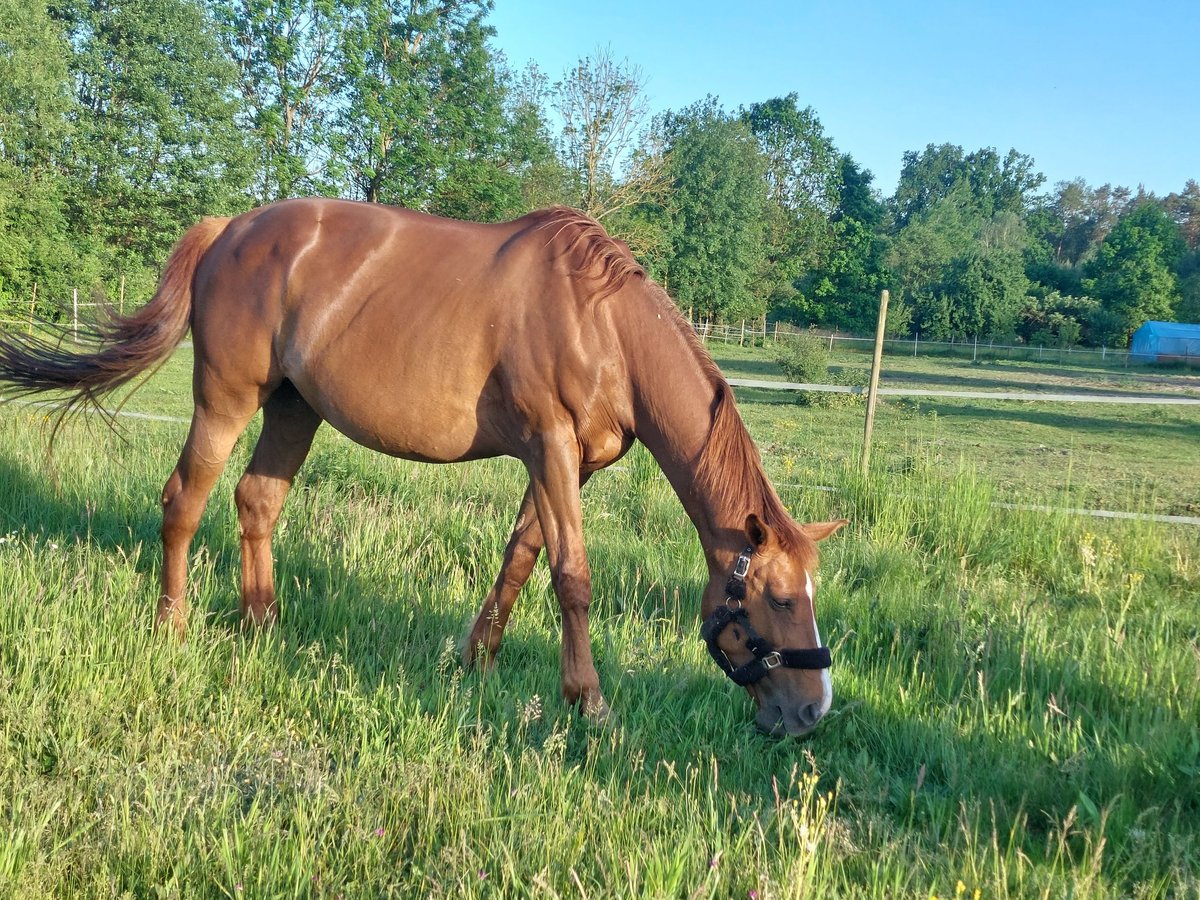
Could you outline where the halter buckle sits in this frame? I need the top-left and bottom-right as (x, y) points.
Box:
(761, 651), (783, 670)
(731, 551), (751, 581)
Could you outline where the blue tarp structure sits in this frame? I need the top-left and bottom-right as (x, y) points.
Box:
(1129, 321), (1200, 362)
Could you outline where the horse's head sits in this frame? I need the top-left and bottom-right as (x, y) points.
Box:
(702, 515), (847, 737)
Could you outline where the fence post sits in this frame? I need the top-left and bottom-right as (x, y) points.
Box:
(73, 287), (79, 342)
(913, 331), (918, 358)
(828, 332), (834, 352)
(29, 281), (37, 334)
(739, 320), (746, 346)
(119, 274), (125, 315)
(861, 290), (890, 477)
(973, 335), (978, 362)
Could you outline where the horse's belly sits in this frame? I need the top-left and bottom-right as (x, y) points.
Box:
(289, 369), (503, 463)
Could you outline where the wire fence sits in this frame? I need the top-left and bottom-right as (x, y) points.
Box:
(692, 320), (1200, 369)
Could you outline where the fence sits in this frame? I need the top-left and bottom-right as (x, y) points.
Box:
(0, 282), (126, 338)
(690, 319), (1200, 369)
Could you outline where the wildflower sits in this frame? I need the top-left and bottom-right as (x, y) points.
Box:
(374, 827), (385, 838)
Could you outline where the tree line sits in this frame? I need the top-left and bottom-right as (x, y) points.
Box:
(2, 0), (1198, 346)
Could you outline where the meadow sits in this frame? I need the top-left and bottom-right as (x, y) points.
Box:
(1, 342), (1198, 898)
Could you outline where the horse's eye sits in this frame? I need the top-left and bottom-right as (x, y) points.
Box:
(768, 596), (794, 612)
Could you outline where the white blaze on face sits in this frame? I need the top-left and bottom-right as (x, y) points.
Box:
(805, 569), (833, 715)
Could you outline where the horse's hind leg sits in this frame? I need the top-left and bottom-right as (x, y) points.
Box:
(462, 484), (543, 669)
(234, 383), (321, 625)
(462, 472), (593, 670)
(158, 403), (259, 636)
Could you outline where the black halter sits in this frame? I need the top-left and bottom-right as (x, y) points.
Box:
(700, 548), (832, 686)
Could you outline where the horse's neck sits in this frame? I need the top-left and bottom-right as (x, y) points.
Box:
(623, 297), (748, 570)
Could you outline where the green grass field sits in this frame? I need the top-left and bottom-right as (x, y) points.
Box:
(1, 341), (1198, 897)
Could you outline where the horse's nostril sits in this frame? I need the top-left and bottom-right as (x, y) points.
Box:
(797, 701), (825, 730)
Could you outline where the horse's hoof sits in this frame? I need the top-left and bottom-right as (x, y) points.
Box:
(582, 692), (612, 724)
(459, 637), (497, 672)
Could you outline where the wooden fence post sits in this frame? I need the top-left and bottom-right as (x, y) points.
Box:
(861, 290), (890, 477)
(29, 282), (37, 334)
(73, 288), (79, 342)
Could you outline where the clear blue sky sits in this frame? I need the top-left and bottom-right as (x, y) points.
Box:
(487, 0), (1199, 199)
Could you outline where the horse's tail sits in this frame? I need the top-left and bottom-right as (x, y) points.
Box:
(0, 216), (232, 418)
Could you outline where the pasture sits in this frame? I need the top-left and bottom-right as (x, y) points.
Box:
(1, 343), (1198, 897)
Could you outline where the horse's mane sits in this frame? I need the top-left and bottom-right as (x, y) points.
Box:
(530, 207), (808, 555)
(531, 207), (646, 300)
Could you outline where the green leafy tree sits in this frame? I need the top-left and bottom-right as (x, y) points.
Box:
(742, 94), (840, 313)
(502, 62), (571, 212)
(0, 0), (79, 313)
(800, 156), (890, 333)
(332, 0), (540, 221)
(1084, 202), (1186, 344)
(890, 187), (1029, 340)
(213, 0), (344, 202)
(892, 143), (1043, 227)
(1165, 180), (1200, 252)
(654, 98), (768, 321)
(53, 0), (252, 294)
(1176, 250), (1200, 323)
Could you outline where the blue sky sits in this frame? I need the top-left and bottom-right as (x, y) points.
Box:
(487, 0), (1199, 199)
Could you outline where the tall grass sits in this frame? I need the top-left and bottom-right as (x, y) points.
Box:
(0, 406), (1197, 897)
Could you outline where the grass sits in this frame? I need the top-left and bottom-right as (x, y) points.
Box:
(0, 342), (1198, 897)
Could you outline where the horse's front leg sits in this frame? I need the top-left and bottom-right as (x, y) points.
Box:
(527, 434), (608, 719)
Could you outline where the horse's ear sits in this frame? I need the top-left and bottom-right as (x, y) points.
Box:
(745, 514), (775, 550)
(802, 519), (849, 542)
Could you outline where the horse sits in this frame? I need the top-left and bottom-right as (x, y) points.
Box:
(0, 198), (846, 736)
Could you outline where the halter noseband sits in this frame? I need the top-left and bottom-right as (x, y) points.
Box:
(700, 548), (832, 686)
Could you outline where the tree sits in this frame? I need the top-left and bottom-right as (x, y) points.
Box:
(50, 0), (252, 296)
(654, 98), (768, 321)
(892, 143), (1043, 228)
(1084, 202), (1185, 344)
(742, 94), (840, 314)
(551, 47), (668, 221)
(213, 0), (344, 202)
(889, 186), (1029, 340)
(0, 0), (78, 313)
(332, 0), (523, 220)
(1165, 180), (1200, 252)
(799, 156), (890, 333)
(502, 62), (571, 212)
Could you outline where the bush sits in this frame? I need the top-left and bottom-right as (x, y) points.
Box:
(774, 332), (866, 407)
(774, 331), (829, 384)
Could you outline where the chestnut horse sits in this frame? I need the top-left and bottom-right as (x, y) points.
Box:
(0, 199), (845, 736)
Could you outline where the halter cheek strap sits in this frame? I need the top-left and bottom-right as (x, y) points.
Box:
(700, 548), (832, 685)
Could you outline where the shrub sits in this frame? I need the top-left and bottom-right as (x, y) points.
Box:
(774, 332), (866, 407)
